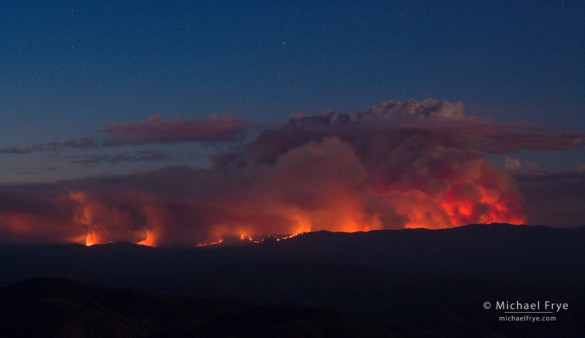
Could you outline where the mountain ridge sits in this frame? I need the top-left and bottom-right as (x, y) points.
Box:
(0, 223), (583, 336)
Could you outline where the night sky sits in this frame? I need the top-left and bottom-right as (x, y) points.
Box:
(1, 1), (584, 244)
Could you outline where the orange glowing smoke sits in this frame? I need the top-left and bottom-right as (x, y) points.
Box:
(70, 138), (526, 247)
(377, 156), (527, 229)
(71, 191), (163, 247)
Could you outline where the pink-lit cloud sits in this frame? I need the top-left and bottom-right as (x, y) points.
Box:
(68, 150), (173, 167)
(102, 113), (252, 145)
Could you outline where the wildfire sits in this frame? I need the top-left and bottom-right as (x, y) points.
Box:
(196, 239), (224, 247)
(68, 163), (526, 247)
(80, 186), (524, 247)
(193, 231), (309, 247)
(240, 234), (255, 242)
(3, 99), (561, 247)
(82, 223), (311, 248)
(85, 231), (98, 246)
(280, 232), (305, 240)
(137, 230), (157, 247)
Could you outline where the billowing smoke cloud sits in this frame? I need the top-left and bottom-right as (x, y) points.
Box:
(1, 99), (583, 246)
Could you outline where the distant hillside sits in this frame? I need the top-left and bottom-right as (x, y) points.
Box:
(241, 223), (585, 280)
(0, 278), (397, 337)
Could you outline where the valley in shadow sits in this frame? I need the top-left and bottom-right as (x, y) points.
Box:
(0, 223), (583, 337)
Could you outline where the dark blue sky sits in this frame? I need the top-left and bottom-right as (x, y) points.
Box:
(1, 0), (584, 182)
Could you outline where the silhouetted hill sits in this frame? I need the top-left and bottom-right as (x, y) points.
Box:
(245, 223), (585, 280)
(0, 224), (583, 337)
(0, 277), (397, 337)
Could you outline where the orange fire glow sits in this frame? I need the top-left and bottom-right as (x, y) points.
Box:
(197, 239), (224, 247)
(2, 151), (527, 247)
(80, 187), (525, 247)
(137, 230), (157, 247)
(85, 231), (98, 246)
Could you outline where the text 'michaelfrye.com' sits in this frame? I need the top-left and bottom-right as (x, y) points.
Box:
(483, 300), (570, 323)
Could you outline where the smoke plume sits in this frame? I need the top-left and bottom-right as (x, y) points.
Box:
(2, 99), (584, 246)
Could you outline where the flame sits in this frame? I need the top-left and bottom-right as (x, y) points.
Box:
(137, 230), (157, 247)
(195, 231), (308, 247)
(280, 232), (305, 240)
(197, 239), (223, 247)
(85, 231), (98, 246)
